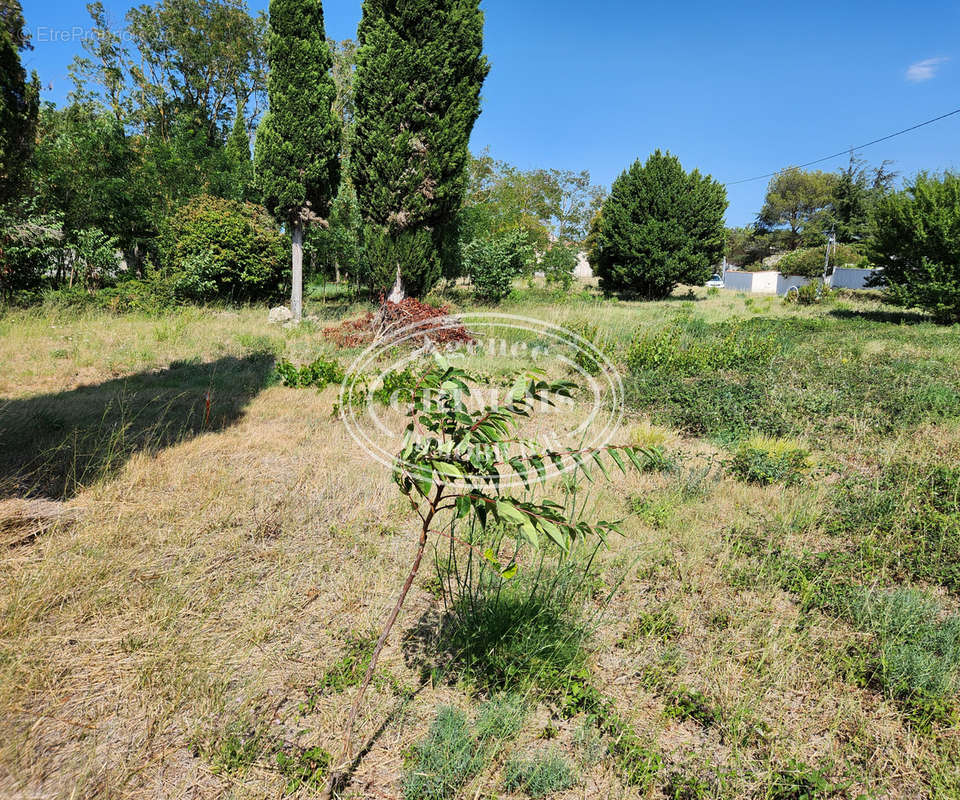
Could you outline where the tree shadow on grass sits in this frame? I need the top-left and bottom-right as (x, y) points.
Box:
(0, 352), (276, 501)
(828, 307), (935, 326)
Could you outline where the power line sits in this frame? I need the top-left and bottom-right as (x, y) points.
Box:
(724, 106), (960, 186)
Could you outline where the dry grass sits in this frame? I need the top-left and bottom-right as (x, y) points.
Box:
(1, 291), (958, 799)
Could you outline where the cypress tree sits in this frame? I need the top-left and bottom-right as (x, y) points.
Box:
(224, 106), (254, 203)
(351, 0), (489, 298)
(254, 0), (340, 321)
(0, 0), (39, 204)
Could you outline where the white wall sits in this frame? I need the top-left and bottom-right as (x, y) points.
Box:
(830, 267), (881, 290)
(723, 270), (782, 294)
(722, 270), (755, 293)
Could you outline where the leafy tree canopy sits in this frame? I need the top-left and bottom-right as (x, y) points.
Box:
(869, 171), (960, 323)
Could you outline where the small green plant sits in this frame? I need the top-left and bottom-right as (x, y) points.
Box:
(729, 436), (811, 486)
(300, 633), (378, 713)
(324, 356), (652, 795)
(663, 687), (719, 728)
(276, 356), (345, 389)
(503, 749), (576, 798)
(629, 493), (677, 529)
(768, 759), (836, 799)
(619, 606), (681, 646)
(276, 746), (332, 794)
(206, 724), (266, 774)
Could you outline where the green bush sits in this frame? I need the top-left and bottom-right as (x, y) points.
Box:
(503, 749), (576, 797)
(869, 171), (960, 322)
(729, 436), (811, 486)
(462, 229), (533, 303)
(541, 242), (577, 290)
(783, 279), (834, 306)
(777, 243), (865, 278)
(161, 194), (288, 303)
(275, 357), (345, 389)
(0, 204), (63, 301)
(71, 227), (123, 292)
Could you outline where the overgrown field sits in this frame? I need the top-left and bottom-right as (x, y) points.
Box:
(2, 287), (960, 800)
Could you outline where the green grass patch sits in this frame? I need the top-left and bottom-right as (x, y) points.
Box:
(403, 695), (525, 800)
(503, 748), (576, 797)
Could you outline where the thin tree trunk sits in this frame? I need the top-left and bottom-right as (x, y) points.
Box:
(291, 220), (304, 321)
(322, 489), (441, 799)
(387, 263), (405, 303)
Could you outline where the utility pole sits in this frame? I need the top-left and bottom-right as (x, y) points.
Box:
(823, 229), (837, 285)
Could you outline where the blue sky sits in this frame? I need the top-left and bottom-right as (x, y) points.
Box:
(20, 0), (960, 225)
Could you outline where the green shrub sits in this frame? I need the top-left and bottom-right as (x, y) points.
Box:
(729, 436), (811, 486)
(784, 280), (834, 306)
(71, 227), (123, 292)
(161, 194), (288, 303)
(541, 242), (577, 290)
(462, 229), (533, 303)
(0, 204), (63, 301)
(276, 357), (345, 389)
(503, 749), (576, 798)
(778, 243), (864, 278)
(869, 171), (960, 322)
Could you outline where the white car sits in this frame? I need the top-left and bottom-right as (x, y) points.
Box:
(705, 274), (724, 289)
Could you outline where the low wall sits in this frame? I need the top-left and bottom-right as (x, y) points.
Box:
(830, 267), (881, 290)
(723, 270), (793, 295)
(723, 267), (883, 295)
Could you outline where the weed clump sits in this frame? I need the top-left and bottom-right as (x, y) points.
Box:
(275, 356), (344, 389)
(729, 436), (811, 486)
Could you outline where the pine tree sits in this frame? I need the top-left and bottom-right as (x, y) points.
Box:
(254, 0), (340, 321)
(591, 151), (727, 299)
(351, 0), (488, 298)
(0, 0), (40, 204)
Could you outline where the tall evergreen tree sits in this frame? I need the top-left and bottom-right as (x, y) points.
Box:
(591, 151), (727, 299)
(254, 0), (340, 320)
(224, 106), (255, 203)
(351, 0), (488, 298)
(0, 0), (39, 204)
